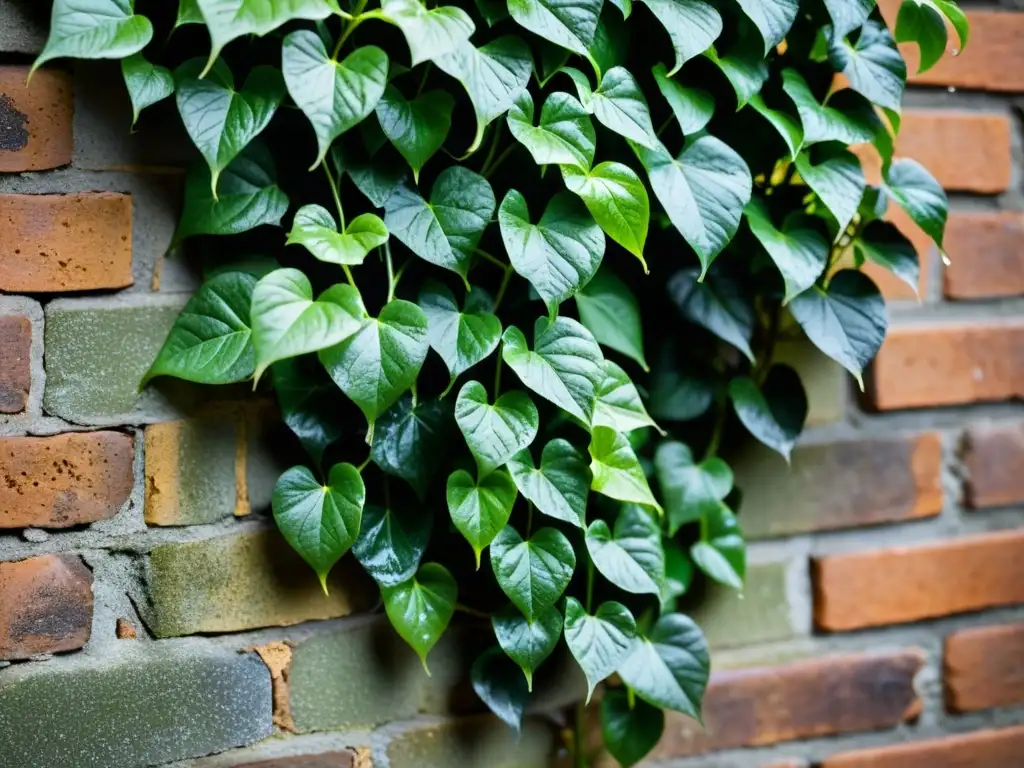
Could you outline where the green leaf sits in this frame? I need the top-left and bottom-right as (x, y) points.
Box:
(283, 32), (389, 168)
(575, 267), (647, 371)
(506, 91), (596, 169)
(728, 365), (807, 462)
(637, 0), (721, 76)
(652, 64), (714, 136)
(272, 357), (344, 467)
(507, 0), (602, 56)
(372, 395), (454, 498)
(319, 300), (430, 427)
(272, 463), (365, 589)
(653, 441), (732, 535)
(176, 0), (204, 27)
(668, 268), (755, 363)
(251, 269), (365, 381)
(384, 166), (496, 282)
(376, 85), (454, 182)
(586, 504), (664, 594)
(174, 140), (289, 241)
(594, 360), (660, 434)
(562, 162), (650, 265)
(735, 0), (798, 55)
(381, 562), (457, 672)
(499, 191), (605, 313)
(648, 346), (714, 422)
(143, 271), (257, 386)
(617, 613), (710, 717)
(744, 197), (829, 304)
(507, 439), (590, 528)
(884, 158), (948, 248)
(475, 0), (511, 25)
(789, 269), (887, 387)
(491, 526), (575, 623)
(705, 38), (768, 108)
(829, 20), (906, 113)
(795, 145), (866, 237)
(492, 604), (561, 691)
(472, 647), (529, 733)
(781, 69), (880, 147)
(895, 0), (958, 74)
(749, 94), (803, 161)
(590, 67), (658, 147)
(455, 381), (539, 477)
(822, 0), (874, 39)
(419, 281), (502, 385)
(331, 141), (406, 208)
(435, 37), (533, 154)
(601, 689), (665, 768)
(502, 317), (605, 426)
(34, 0), (153, 71)
(633, 137), (752, 277)
(121, 54), (173, 127)
(691, 503), (746, 589)
(564, 598), (636, 703)
(660, 541), (694, 613)
(353, 502), (432, 587)
(855, 220), (921, 294)
(287, 204), (389, 266)
(589, 428), (661, 511)
(446, 468), (518, 566)
(380, 0), (475, 66)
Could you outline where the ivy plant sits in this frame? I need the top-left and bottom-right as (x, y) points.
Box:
(36, 0), (964, 764)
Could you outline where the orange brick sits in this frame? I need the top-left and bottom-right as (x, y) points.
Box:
(0, 432), (134, 529)
(963, 424), (1024, 509)
(0, 553), (92, 660)
(944, 213), (1024, 299)
(0, 193), (133, 292)
(822, 726), (1024, 767)
(813, 530), (1024, 632)
(945, 622), (1024, 712)
(0, 66), (73, 172)
(869, 321), (1024, 410)
(0, 315), (30, 413)
(233, 752), (358, 768)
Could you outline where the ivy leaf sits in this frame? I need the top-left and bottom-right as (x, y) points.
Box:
(896, 0), (969, 74)
(372, 395), (454, 498)
(590, 67), (658, 147)
(419, 281), (502, 386)
(34, 0), (153, 72)
(507, 439), (590, 528)
(668, 268), (755, 363)
(492, 604), (562, 691)
(384, 166), (496, 283)
(455, 381), (539, 478)
(648, 346), (715, 422)
(781, 69), (880, 147)
(590, 428), (661, 511)
(633, 137), (752, 277)
(575, 267), (647, 371)
(353, 502), (432, 587)
(637, 0), (722, 76)
(691, 503), (746, 589)
(499, 191), (605, 314)
(728, 366), (807, 462)
(319, 300), (430, 427)
(744, 197), (829, 304)
(660, 541), (694, 613)
(586, 504), (664, 594)
(789, 269), (887, 387)
(502, 317), (605, 426)
(287, 204), (389, 266)
(121, 54), (173, 127)
(749, 94), (803, 161)
(376, 85), (454, 182)
(331, 142), (406, 208)
(506, 91), (596, 169)
(617, 613), (710, 717)
(436, 37), (533, 154)
(653, 441), (732, 536)
(380, 0), (475, 66)
(507, 0), (602, 56)
(652, 63), (714, 135)
(705, 39), (768, 108)
(381, 562), (457, 672)
(795, 145), (866, 237)
(884, 158), (948, 248)
(143, 271), (257, 386)
(272, 463), (365, 590)
(283, 32), (389, 168)
(446, 468), (518, 566)
(176, 0), (203, 27)
(562, 162), (650, 266)
(735, 0), (798, 55)
(594, 360), (660, 434)
(272, 357), (344, 467)
(472, 646), (529, 734)
(491, 526), (575, 622)
(601, 689), (665, 768)
(822, 0), (874, 40)
(829, 20), (906, 113)
(855, 220), (920, 295)
(251, 269), (365, 381)
(564, 598), (636, 703)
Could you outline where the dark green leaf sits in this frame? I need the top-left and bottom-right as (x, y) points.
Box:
(648, 346), (715, 422)
(331, 141), (406, 208)
(34, 0), (153, 71)
(506, 90), (596, 169)
(668, 268), (755, 362)
(492, 525), (575, 623)
(884, 158), (947, 248)
(736, 0), (798, 55)
(472, 646), (529, 733)
(855, 219), (921, 295)
(749, 93), (803, 161)
(691, 502), (745, 589)
(121, 53), (173, 127)
(660, 541), (694, 613)
(381, 562), (457, 671)
(652, 63), (714, 136)
(590, 67), (658, 147)
(507, 0), (603, 56)
(705, 37), (768, 108)
(654, 441), (732, 535)
(492, 604), (562, 690)
(287, 204), (389, 266)
(728, 365), (807, 462)
(744, 197), (829, 303)
(176, 0), (203, 27)
(586, 503), (664, 594)
(562, 162), (650, 265)
(455, 381), (540, 477)
(564, 598), (636, 703)
(829, 20), (906, 113)
(272, 356), (344, 466)
(637, 0), (721, 76)
(375, 86), (454, 181)
(895, 0), (955, 74)
(507, 439), (590, 528)
(419, 281), (502, 385)
(575, 266), (647, 370)
(446, 468), (518, 566)
(380, 0), (475, 66)
(796, 145), (866, 236)
(372, 395), (454, 497)
(601, 689), (665, 768)
(353, 502), (432, 587)
(822, 0), (874, 39)
(781, 69), (880, 147)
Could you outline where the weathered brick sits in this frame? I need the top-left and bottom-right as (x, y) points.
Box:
(773, 339), (846, 425)
(945, 622), (1024, 713)
(0, 193), (133, 292)
(0, 1), (47, 54)
(0, 646), (271, 766)
(386, 717), (555, 768)
(140, 531), (375, 637)
(869, 321), (1024, 410)
(651, 651), (924, 758)
(0, 315), (31, 413)
(944, 213), (1024, 299)
(822, 726), (1024, 767)
(963, 424), (1024, 509)
(732, 434), (942, 539)
(0, 432), (134, 529)
(232, 752), (357, 768)
(813, 530), (1024, 632)
(0, 66), (73, 172)
(0, 554), (92, 660)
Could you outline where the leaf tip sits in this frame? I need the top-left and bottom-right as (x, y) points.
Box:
(318, 572), (330, 596)
(854, 370), (865, 392)
(420, 654), (433, 676)
(524, 669), (533, 692)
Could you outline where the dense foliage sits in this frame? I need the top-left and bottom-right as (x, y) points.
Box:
(35, 0), (964, 763)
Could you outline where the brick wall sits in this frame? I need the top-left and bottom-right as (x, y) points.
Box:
(1, 2), (1023, 768)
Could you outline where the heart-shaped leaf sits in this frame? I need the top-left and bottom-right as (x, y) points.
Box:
(418, 281), (502, 386)
(744, 197), (829, 303)
(376, 85), (454, 181)
(648, 344), (715, 423)
(586, 503), (664, 594)
(729, 365), (807, 462)
(491, 525), (575, 622)
(176, 0), (203, 27)
(381, 562), (457, 672)
(575, 266), (647, 371)
(884, 158), (948, 248)
(691, 503), (746, 589)
(660, 541), (695, 613)
(446, 468), (518, 566)
(854, 220), (921, 294)
(667, 268), (755, 363)
(637, 0), (721, 76)
(749, 93), (803, 161)
(287, 204), (389, 266)
(828, 20), (906, 113)
(795, 145), (866, 238)
(472, 646), (529, 733)
(705, 35), (768, 108)
(272, 463), (365, 589)
(372, 395), (454, 497)
(331, 141), (406, 208)
(562, 162), (650, 265)
(507, 439), (590, 528)
(652, 63), (714, 135)
(34, 0), (153, 71)
(735, 0), (798, 55)
(822, 0), (874, 39)
(381, 0), (475, 66)
(589, 67), (658, 147)
(594, 360), (660, 434)
(507, 91), (596, 169)
(781, 69), (880, 147)
(456, 381), (539, 477)
(895, 0), (969, 75)
(601, 688), (665, 768)
(352, 502), (432, 587)
(507, 0), (602, 56)
(654, 441), (733, 535)
(589, 427), (661, 511)
(564, 598), (636, 703)
(121, 53), (173, 127)
(272, 356), (345, 467)
(492, 603), (562, 690)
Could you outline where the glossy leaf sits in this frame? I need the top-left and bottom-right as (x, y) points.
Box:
(353, 502), (432, 587)
(586, 503), (664, 594)
(705, 38), (768, 108)
(593, 360), (660, 434)
(492, 604), (561, 690)
(564, 598), (636, 703)
(590, 67), (658, 147)
(749, 93), (803, 161)
(744, 197), (829, 304)
(729, 365), (808, 462)
(896, 1), (969, 74)
(691, 503), (746, 589)
(654, 441), (732, 535)
(472, 647), (529, 733)
(652, 63), (714, 135)
(507, 439), (590, 528)
(446, 468), (518, 565)
(376, 86), (454, 181)
(668, 268), (755, 362)
(822, 0), (874, 39)
(121, 54), (173, 127)
(456, 381), (539, 477)
(382, 562), (457, 671)
(796, 145), (866, 237)
(491, 525), (575, 623)
(331, 141), (406, 208)
(589, 428), (661, 511)
(272, 356), (344, 466)
(372, 395), (454, 497)
(507, 0), (603, 56)
(855, 219), (920, 294)
(34, 0), (153, 71)
(287, 204), (388, 266)
(781, 69), (880, 147)
(381, 0), (475, 66)
(884, 158), (947, 248)
(660, 541), (694, 613)
(829, 20), (906, 113)
(638, 0), (721, 76)
(601, 689), (665, 768)
(736, 0), (798, 55)
(575, 266), (647, 370)
(419, 281), (502, 384)
(562, 162), (650, 265)
(506, 90), (596, 169)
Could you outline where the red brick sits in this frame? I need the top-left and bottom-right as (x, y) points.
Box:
(0, 432), (134, 529)
(945, 622), (1024, 712)
(232, 752), (357, 767)
(651, 651), (924, 758)
(869, 321), (1024, 410)
(0, 314), (30, 413)
(944, 213), (1024, 299)
(0, 192), (133, 292)
(0, 553), (92, 660)
(822, 726), (1024, 767)
(0, 66), (73, 172)
(963, 424), (1024, 509)
(813, 530), (1024, 632)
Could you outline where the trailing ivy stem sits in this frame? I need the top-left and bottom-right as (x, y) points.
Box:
(392, 257), (412, 296)
(703, 399), (727, 461)
(416, 62), (432, 97)
(754, 303), (782, 384)
(357, 453), (372, 472)
(323, 164), (345, 228)
(483, 144), (517, 179)
(493, 347), (503, 398)
(454, 603), (489, 619)
(573, 701), (588, 768)
(385, 243), (395, 302)
(474, 248), (506, 270)
(584, 552), (594, 613)
(479, 121), (504, 176)
(333, 0), (370, 58)
(526, 502), (534, 537)
(342, 264), (357, 290)
(493, 265), (514, 311)
(656, 115), (674, 137)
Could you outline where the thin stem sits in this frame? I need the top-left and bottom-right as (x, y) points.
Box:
(357, 452), (372, 472)
(454, 603), (489, 619)
(526, 502), (534, 538)
(479, 121), (504, 177)
(342, 264), (357, 290)
(385, 242), (395, 302)
(754, 303), (782, 384)
(324, 164), (345, 227)
(474, 248), (506, 270)
(493, 346), (503, 398)
(573, 700), (588, 768)
(415, 61), (432, 97)
(483, 143), (517, 179)
(703, 398), (727, 461)
(392, 257), (412, 297)
(656, 115), (674, 138)
(585, 553), (594, 613)
(493, 266), (513, 312)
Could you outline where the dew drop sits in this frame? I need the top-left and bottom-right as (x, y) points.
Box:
(951, 48), (960, 57)
(947, 86), (957, 93)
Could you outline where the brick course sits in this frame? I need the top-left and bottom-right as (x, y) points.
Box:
(822, 726), (1024, 767)
(0, 66), (73, 172)
(963, 424), (1024, 509)
(944, 213), (1024, 300)
(0, 314), (31, 413)
(944, 622), (1024, 713)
